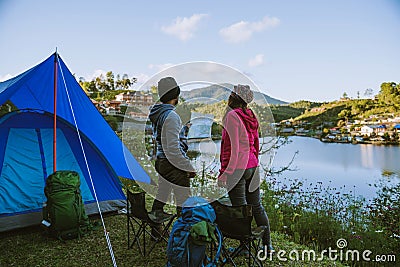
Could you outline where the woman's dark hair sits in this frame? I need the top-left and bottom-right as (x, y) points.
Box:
(228, 92), (247, 110)
(223, 92), (248, 124)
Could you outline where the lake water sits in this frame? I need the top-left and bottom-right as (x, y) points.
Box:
(266, 136), (400, 200)
(189, 136), (400, 200)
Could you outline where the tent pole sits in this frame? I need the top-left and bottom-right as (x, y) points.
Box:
(53, 50), (58, 173)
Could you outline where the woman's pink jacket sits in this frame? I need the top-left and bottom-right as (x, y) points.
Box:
(218, 108), (259, 182)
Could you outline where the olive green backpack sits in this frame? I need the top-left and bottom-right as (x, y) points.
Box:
(43, 171), (91, 240)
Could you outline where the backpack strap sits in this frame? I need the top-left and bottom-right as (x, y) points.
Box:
(204, 225), (223, 267)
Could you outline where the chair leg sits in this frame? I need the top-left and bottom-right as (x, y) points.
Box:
(127, 214), (129, 249)
(161, 214), (176, 237)
(128, 216), (176, 258)
(133, 221), (147, 256)
(128, 218), (141, 251)
(249, 240), (263, 267)
(127, 215), (130, 250)
(146, 218), (175, 256)
(220, 245), (237, 267)
(220, 240), (264, 267)
(143, 223), (146, 257)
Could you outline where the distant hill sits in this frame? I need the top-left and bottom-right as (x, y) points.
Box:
(181, 83), (287, 105)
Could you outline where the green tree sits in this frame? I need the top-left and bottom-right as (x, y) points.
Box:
(115, 74), (122, 90)
(78, 72), (138, 93)
(364, 88), (374, 98)
(211, 122), (223, 137)
(87, 80), (97, 92)
(383, 132), (390, 141)
(121, 74), (132, 90)
(120, 105), (127, 114)
(150, 85), (158, 101)
(95, 74), (109, 91)
(104, 115), (118, 131)
(106, 71), (115, 90)
(377, 82), (399, 106)
(0, 100), (17, 117)
(338, 109), (351, 124)
(337, 119), (345, 128)
(78, 77), (88, 92)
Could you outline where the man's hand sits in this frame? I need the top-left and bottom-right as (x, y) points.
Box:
(187, 171), (196, 178)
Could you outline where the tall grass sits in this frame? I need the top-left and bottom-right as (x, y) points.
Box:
(260, 176), (399, 266)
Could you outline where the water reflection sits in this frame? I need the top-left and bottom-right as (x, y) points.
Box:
(360, 144), (374, 169)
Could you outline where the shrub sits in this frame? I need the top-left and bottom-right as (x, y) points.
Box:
(367, 182), (400, 255)
(260, 176), (400, 259)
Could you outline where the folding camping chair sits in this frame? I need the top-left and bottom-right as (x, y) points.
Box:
(127, 190), (176, 257)
(211, 200), (265, 267)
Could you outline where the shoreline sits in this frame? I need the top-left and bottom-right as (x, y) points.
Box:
(285, 134), (400, 146)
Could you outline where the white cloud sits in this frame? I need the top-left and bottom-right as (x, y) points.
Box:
(161, 14), (208, 41)
(0, 74), (13, 82)
(148, 63), (174, 72)
(135, 73), (150, 84)
(248, 54), (264, 67)
(88, 69), (107, 80)
(220, 16), (280, 43)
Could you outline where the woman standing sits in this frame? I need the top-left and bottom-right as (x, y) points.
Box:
(218, 84), (273, 253)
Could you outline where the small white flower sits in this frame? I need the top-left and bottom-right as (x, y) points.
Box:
(391, 233), (400, 239)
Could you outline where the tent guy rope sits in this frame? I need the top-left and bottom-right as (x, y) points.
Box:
(58, 59), (118, 267)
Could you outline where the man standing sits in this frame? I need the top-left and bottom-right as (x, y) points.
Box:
(149, 77), (196, 217)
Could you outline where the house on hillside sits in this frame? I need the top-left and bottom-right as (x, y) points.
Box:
(329, 128), (341, 135)
(280, 127), (295, 134)
(310, 107), (325, 113)
(116, 91), (153, 106)
(295, 128), (309, 136)
(360, 125), (387, 136)
(280, 119), (293, 126)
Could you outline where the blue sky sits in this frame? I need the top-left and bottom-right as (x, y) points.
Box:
(0, 0), (399, 102)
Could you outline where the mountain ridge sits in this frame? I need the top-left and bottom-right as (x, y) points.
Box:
(181, 83), (287, 105)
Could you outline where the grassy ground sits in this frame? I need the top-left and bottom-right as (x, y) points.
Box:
(0, 213), (347, 267)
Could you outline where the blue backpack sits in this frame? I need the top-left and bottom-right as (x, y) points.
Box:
(166, 197), (222, 267)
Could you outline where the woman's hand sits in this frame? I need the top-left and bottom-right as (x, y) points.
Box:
(217, 179), (227, 188)
(217, 173), (227, 188)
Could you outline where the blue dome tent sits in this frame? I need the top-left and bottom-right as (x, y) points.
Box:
(0, 53), (150, 231)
